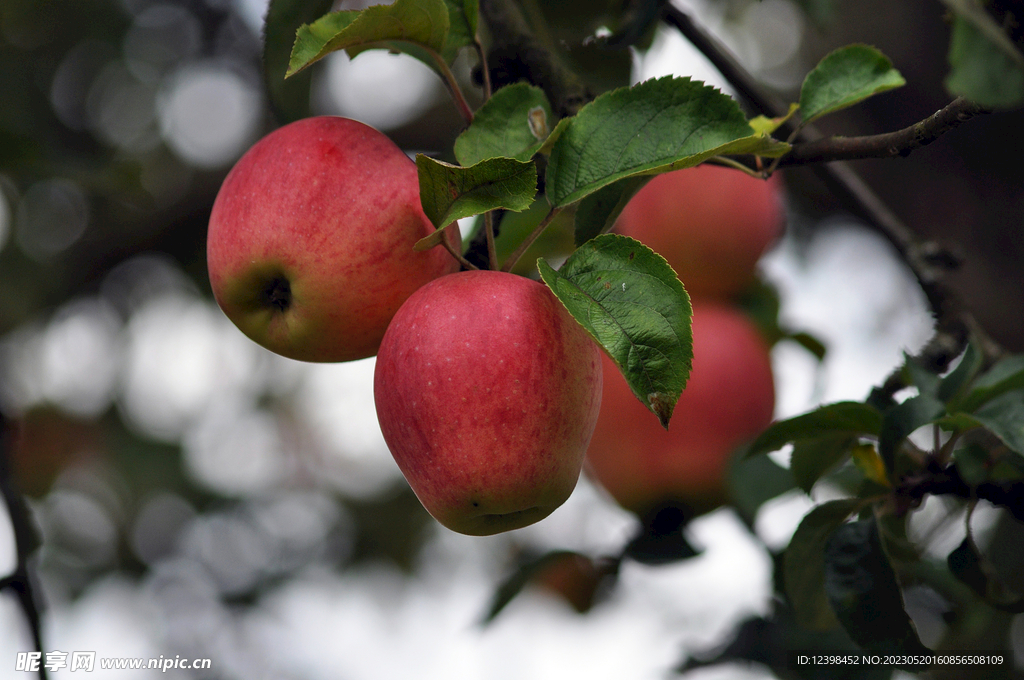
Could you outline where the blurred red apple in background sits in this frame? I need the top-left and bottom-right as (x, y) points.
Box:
(207, 116), (460, 363)
(374, 270), (603, 536)
(585, 301), (775, 517)
(615, 164), (784, 299)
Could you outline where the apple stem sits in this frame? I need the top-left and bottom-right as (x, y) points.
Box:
(500, 204), (560, 273)
(484, 211), (499, 270)
(441, 232), (479, 270)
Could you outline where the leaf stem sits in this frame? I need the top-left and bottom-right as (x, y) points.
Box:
(474, 38), (492, 101)
(705, 155), (765, 178)
(441, 226), (479, 270)
(500, 204), (559, 272)
(484, 211), (499, 270)
(428, 50), (474, 125)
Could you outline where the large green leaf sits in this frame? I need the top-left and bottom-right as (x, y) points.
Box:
(544, 76), (789, 208)
(747, 401), (884, 458)
(286, 0), (449, 78)
(784, 499), (862, 631)
(799, 44), (906, 124)
(415, 155), (537, 236)
(825, 519), (931, 656)
(454, 83), (553, 166)
(537, 234), (692, 428)
(263, 0), (336, 123)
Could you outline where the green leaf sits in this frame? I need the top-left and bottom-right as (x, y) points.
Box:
(748, 102), (800, 135)
(824, 519), (931, 657)
(946, 15), (1024, 109)
(784, 498), (862, 631)
(263, 0), (336, 123)
(851, 444), (889, 487)
(799, 44), (906, 124)
(971, 389), (1024, 455)
(938, 340), (984, 404)
(454, 83), (553, 166)
(901, 353), (941, 398)
(537, 233), (692, 428)
(958, 354), (1024, 412)
(415, 156), (537, 239)
(787, 331), (827, 362)
(728, 452), (797, 525)
(440, 0), (478, 62)
(287, 0), (449, 78)
(791, 434), (858, 494)
(572, 175), (650, 246)
(878, 394), (946, 470)
(544, 76), (790, 208)
(747, 402), (884, 458)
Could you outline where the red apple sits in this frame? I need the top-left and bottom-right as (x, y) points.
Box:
(207, 116), (460, 363)
(615, 164), (784, 299)
(585, 301), (775, 517)
(373, 270), (603, 536)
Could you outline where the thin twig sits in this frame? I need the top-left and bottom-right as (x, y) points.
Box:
(776, 98), (986, 167)
(441, 229), (479, 270)
(429, 51), (475, 124)
(896, 462), (1024, 523)
(0, 413), (48, 680)
(500, 205), (560, 272)
(474, 38), (493, 100)
(484, 211), (499, 271)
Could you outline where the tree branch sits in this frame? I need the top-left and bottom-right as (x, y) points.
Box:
(0, 413), (48, 680)
(478, 0), (593, 118)
(776, 98), (987, 167)
(659, 2), (1002, 380)
(896, 462), (1024, 524)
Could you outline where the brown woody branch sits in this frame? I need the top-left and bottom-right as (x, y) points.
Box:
(660, 2), (1003, 382)
(478, 0), (593, 118)
(776, 98), (987, 167)
(0, 413), (48, 680)
(896, 462), (1024, 524)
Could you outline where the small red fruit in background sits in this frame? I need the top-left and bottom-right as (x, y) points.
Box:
(374, 270), (603, 536)
(585, 301), (775, 518)
(615, 164), (784, 299)
(207, 116), (460, 363)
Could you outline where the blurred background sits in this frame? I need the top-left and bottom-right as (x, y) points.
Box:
(1, 0), (1022, 677)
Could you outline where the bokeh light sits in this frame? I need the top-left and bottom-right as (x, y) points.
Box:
(315, 49), (444, 131)
(158, 61), (263, 168)
(118, 291), (265, 442)
(14, 178), (90, 261)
